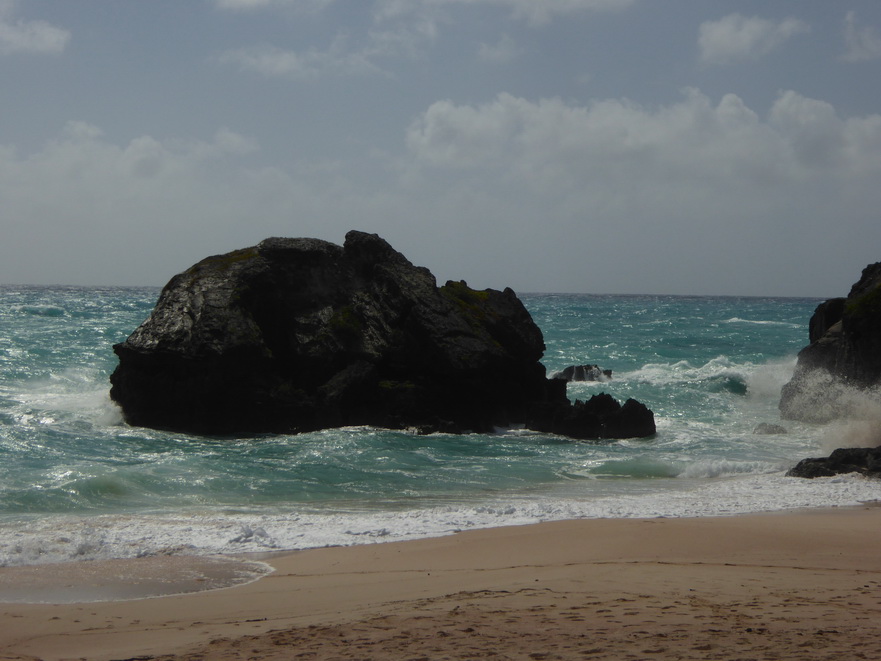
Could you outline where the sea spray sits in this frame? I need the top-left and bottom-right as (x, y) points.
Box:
(781, 366), (881, 428)
(822, 405), (881, 453)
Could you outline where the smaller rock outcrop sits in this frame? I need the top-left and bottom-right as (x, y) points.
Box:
(753, 423), (787, 435)
(787, 447), (881, 479)
(552, 364), (612, 382)
(529, 393), (655, 441)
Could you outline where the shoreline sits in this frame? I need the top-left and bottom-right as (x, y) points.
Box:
(0, 503), (871, 605)
(0, 554), (274, 604)
(1, 506), (881, 660)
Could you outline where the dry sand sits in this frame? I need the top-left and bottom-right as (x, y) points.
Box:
(2, 507), (881, 660)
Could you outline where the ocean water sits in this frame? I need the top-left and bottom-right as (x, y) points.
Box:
(1, 286), (879, 568)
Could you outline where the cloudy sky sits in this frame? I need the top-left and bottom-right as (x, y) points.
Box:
(2, 0), (880, 296)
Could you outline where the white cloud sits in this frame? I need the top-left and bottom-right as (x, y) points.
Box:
(219, 45), (320, 79)
(4, 89), (880, 295)
(15, 124), (260, 189)
(218, 38), (385, 79)
(370, 0), (633, 60)
(432, 0), (635, 26)
(407, 89), (881, 184)
(399, 89), (881, 294)
(769, 92), (842, 167)
(213, 127), (260, 155)
(0, 125), (284, 284)
(217, 1), (438, 80)
(216, 0), (635, 23)
(478, 33), (516, 63)
(218, 0), (634, 81)
(0, 0), (70, 55)
(368, 8), (443, 59)
(215, 0), (274, 9)
(698, 13), (810, 66)
(770, 90), (881, 172)
(842, 10), (881, 62)
(62, 120), (104, 142)
(214, 0), (332, 12)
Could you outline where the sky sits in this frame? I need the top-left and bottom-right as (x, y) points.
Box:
(2, 0), (881, 296)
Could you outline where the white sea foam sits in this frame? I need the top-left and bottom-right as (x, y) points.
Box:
(624, 356), (750, 386)
(723, 317), (800, 327)
(0, 471), (878, 566)
(678, 459), (783, 479)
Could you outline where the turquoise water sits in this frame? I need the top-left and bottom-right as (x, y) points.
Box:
(1, 286), (879, 566)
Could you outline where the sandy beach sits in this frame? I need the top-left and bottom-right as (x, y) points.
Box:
(2, 507), (881, 660)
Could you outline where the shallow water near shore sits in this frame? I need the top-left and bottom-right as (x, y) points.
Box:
(0, 554), (273, 603)
(1, 286), (879, 573)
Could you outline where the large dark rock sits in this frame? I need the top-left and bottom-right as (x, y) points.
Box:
(110, 231), (655, 439)
(780, 262), (881, 422)
(787, 447), (881, 479)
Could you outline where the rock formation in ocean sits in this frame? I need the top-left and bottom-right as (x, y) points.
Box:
(780, 261), (881, 478)
(527, 392), (655, 440)
(779, 261), (881, 423)
(110, 231), (655, 439)
(551, 364), (612, 382)
(787, 447), (881, 479)
(753, 422), (787, 435)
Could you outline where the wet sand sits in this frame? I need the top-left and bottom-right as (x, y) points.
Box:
(2, 507), (881, 660)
